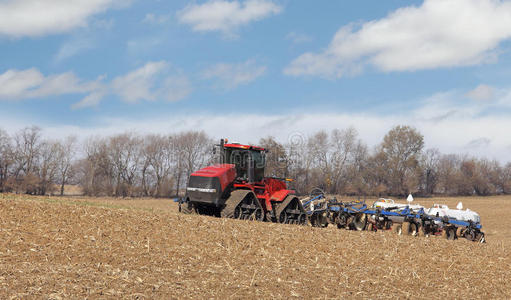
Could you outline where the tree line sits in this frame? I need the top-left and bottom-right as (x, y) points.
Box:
(0, 125), (510, 197)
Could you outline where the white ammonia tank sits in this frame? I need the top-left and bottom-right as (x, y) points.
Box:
(371, 197), (425, 224)
(372, 197), (425, 212)
(373, 197), (481, 224)
(426, 203), (481, 223)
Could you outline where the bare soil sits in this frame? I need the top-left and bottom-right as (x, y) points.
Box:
(1, 193), (510, 299)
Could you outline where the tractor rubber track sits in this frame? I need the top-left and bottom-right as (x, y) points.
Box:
(276, 195), (307, 224)
(221, 190), (263, 219)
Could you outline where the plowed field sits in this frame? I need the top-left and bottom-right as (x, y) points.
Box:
(1, 194), (510, 299)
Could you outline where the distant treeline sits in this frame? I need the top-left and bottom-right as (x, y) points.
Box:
(0, 125), (509, 198)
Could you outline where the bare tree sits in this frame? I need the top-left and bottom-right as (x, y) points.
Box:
(259, 136), (288, 178)
(436, 154), (460, 195)
(420, 148), (441, 195)
(379, 125), (424, 195)
(80, 136), (112, 196)
(13, 126), (41, 175)
(472, 159), (500, 196)
(143, 134), (174, 197)
(286, 136), (309, 194)
(171, 135), (186, 197)
(329, 127), (358, 194)
(347, 140), (369, 195)
(458, 158), (477, 195)
(303, 131), (330, 192)
(0, 129), (13, 192)
(38, 140), (60, 195)
(175, 131), (212, 196)
(10, 126), (42, 193)
(55, 136), (77, 196)
(364, 148), (389, 196)
(108, 133), (143, 197)
(503, 163), (511, 194)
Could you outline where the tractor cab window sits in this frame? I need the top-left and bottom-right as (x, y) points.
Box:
(251, 150), (265, 168)
(224, 148), (265, 182)
(252, 150), (265, 182)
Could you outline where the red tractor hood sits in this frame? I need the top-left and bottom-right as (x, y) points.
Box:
(190, 164), (236, 191)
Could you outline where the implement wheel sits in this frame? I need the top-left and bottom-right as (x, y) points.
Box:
(409, 222), (419, 236)
(319, 213), (329, 228)
(352, 213), (367, 231)
(464, 229), (476, 241)
(456, 227), (464, 237)
(444, 226), (457, 240)
(384, 220), (393, 230)
(392, 223), (402, 235)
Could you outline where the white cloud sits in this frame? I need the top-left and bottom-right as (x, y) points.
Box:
(0, 62), (192, 108)
(412, 85), (511, 122)
(177, 0), (282, 36)
(71, 91), (106, 110)
(54, 37), (95, 62)
(466, 84), (495, 101)
(466, 137), (491, 149)
(201, 59), (266, 89)
(285, 0), (511, 78)
(0, 68), (102, 100)
(160, 76), (193, 102)
(0, 0), (130, 38)
(412, 91), (481, 121)
(0, 69), (44, 98)
(112, 62), (168, 103)
(110, 61), (192, 104)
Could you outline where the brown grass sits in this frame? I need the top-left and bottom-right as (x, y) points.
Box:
(0, 193), (510, 299)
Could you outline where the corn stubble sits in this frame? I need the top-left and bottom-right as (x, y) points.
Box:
(0, 195), (510, 299)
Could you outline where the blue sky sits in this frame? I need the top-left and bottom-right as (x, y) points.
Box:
(1, 0), (511, 161)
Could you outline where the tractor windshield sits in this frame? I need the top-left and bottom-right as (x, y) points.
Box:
(223, 147), (265, 182)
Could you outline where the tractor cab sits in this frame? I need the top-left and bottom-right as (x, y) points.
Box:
(219, 139), (266, 183)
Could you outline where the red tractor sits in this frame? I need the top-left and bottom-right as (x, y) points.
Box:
(179, 139), (307, 224)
